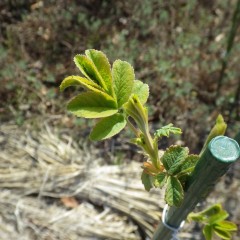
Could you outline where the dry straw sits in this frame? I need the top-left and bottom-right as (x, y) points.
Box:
(0, 124), (199, 239)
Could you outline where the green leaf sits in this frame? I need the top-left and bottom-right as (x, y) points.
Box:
(155, 123), (182, 138)
(90, 113), (126, 141)
(177, 155), (199, 175)
(60, 75), (103, 92)
(130, 134), (152, 155)
(188, 212), (204, 222)
(161, 146), (189, 174)
(208, 211), (229, 225)
(154, 172), (167, 188)
(213, 227), (232, 239)
(200, 203), (222, 218)
(188, 204), (236, 240)
(74, 54), (107, 90)
(123, 95), (148, 133)
(130, 137), (144, 147)
(214, 221), (237, 232)
(203, 225), (213, 240)
(112, 60), (135, 107)
(67, 92), (117, 118)
(141, 171), (153, 191)
(132, 80), (149, 104)
(189, 204), (228, 224)
(165, 176), (184, 207)
(200, 114), (227, 155)
(85, 49), (114, 96)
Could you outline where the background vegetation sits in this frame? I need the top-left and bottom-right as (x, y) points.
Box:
(1, 0), (240, 151)
(0, 0), (240, 237)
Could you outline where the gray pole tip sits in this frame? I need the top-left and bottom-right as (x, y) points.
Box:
(209, 136), (240, 163)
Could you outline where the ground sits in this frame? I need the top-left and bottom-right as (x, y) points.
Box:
(0, 1), (240, 239)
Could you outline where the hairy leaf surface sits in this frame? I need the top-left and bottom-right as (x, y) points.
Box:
(74, 55), (107, 90)
(60, 75), (103, 92)
(90, 113), (126, 140)
(161, 146), (189, 174)
(67, 92), (117, 118)
(155, 123), (182, 138)
(165, 176), (184, 207)
(132, 80), (149, 104)
(178, 155), (199, 175)
(154, 172), (167, 188)
(112, 60), (134, 107)
(85, 49), (114, 96)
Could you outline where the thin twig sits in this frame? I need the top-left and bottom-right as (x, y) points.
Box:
(216, 0), (240, 97)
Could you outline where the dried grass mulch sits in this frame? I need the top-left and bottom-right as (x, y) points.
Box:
(0, 123), (238, 239)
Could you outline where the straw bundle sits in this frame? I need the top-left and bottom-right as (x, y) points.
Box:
(0, 124), (200, 239)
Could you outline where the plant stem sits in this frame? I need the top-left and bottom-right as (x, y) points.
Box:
(152, 136), (240, 240)
(229, 75), (240, 120)
(124, 96), (161, 169)
(216, 0), (240, 97)
(126, 117), (140, 137)
(142, 124), (160, 169)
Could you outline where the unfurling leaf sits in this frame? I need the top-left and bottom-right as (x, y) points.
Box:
(155, 123), (182, 138)
(67, 92), (117, 118)
(90, 113), (126, 141)
(188, 203), (227, 223)
(123, 95), (148, 133)
(85, 49), (114, 96)
(187, 212), (204, 222)
(200, 114), (227, 155)
(161, 146), (189, 174)
(141, 171), (153, 191)
(203, 225), (213, 240)
(214, 221), (237, 232)
(74, 54), (107, 91)
(132, 80), (149, 104)
(212, 220), (237, 240)
(188, 204), (237, 240)
(199, 203), (222, 218)
(213, 227), (232, 239)
(165, 176), (184, 207)
(60, 75), (103, 92)
(131, 135), (151, 155)
(112, 60), (135, 107)
(208, 211), (229, 225)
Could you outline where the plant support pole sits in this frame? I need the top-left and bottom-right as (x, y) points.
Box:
(152, 136), (240, 240)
